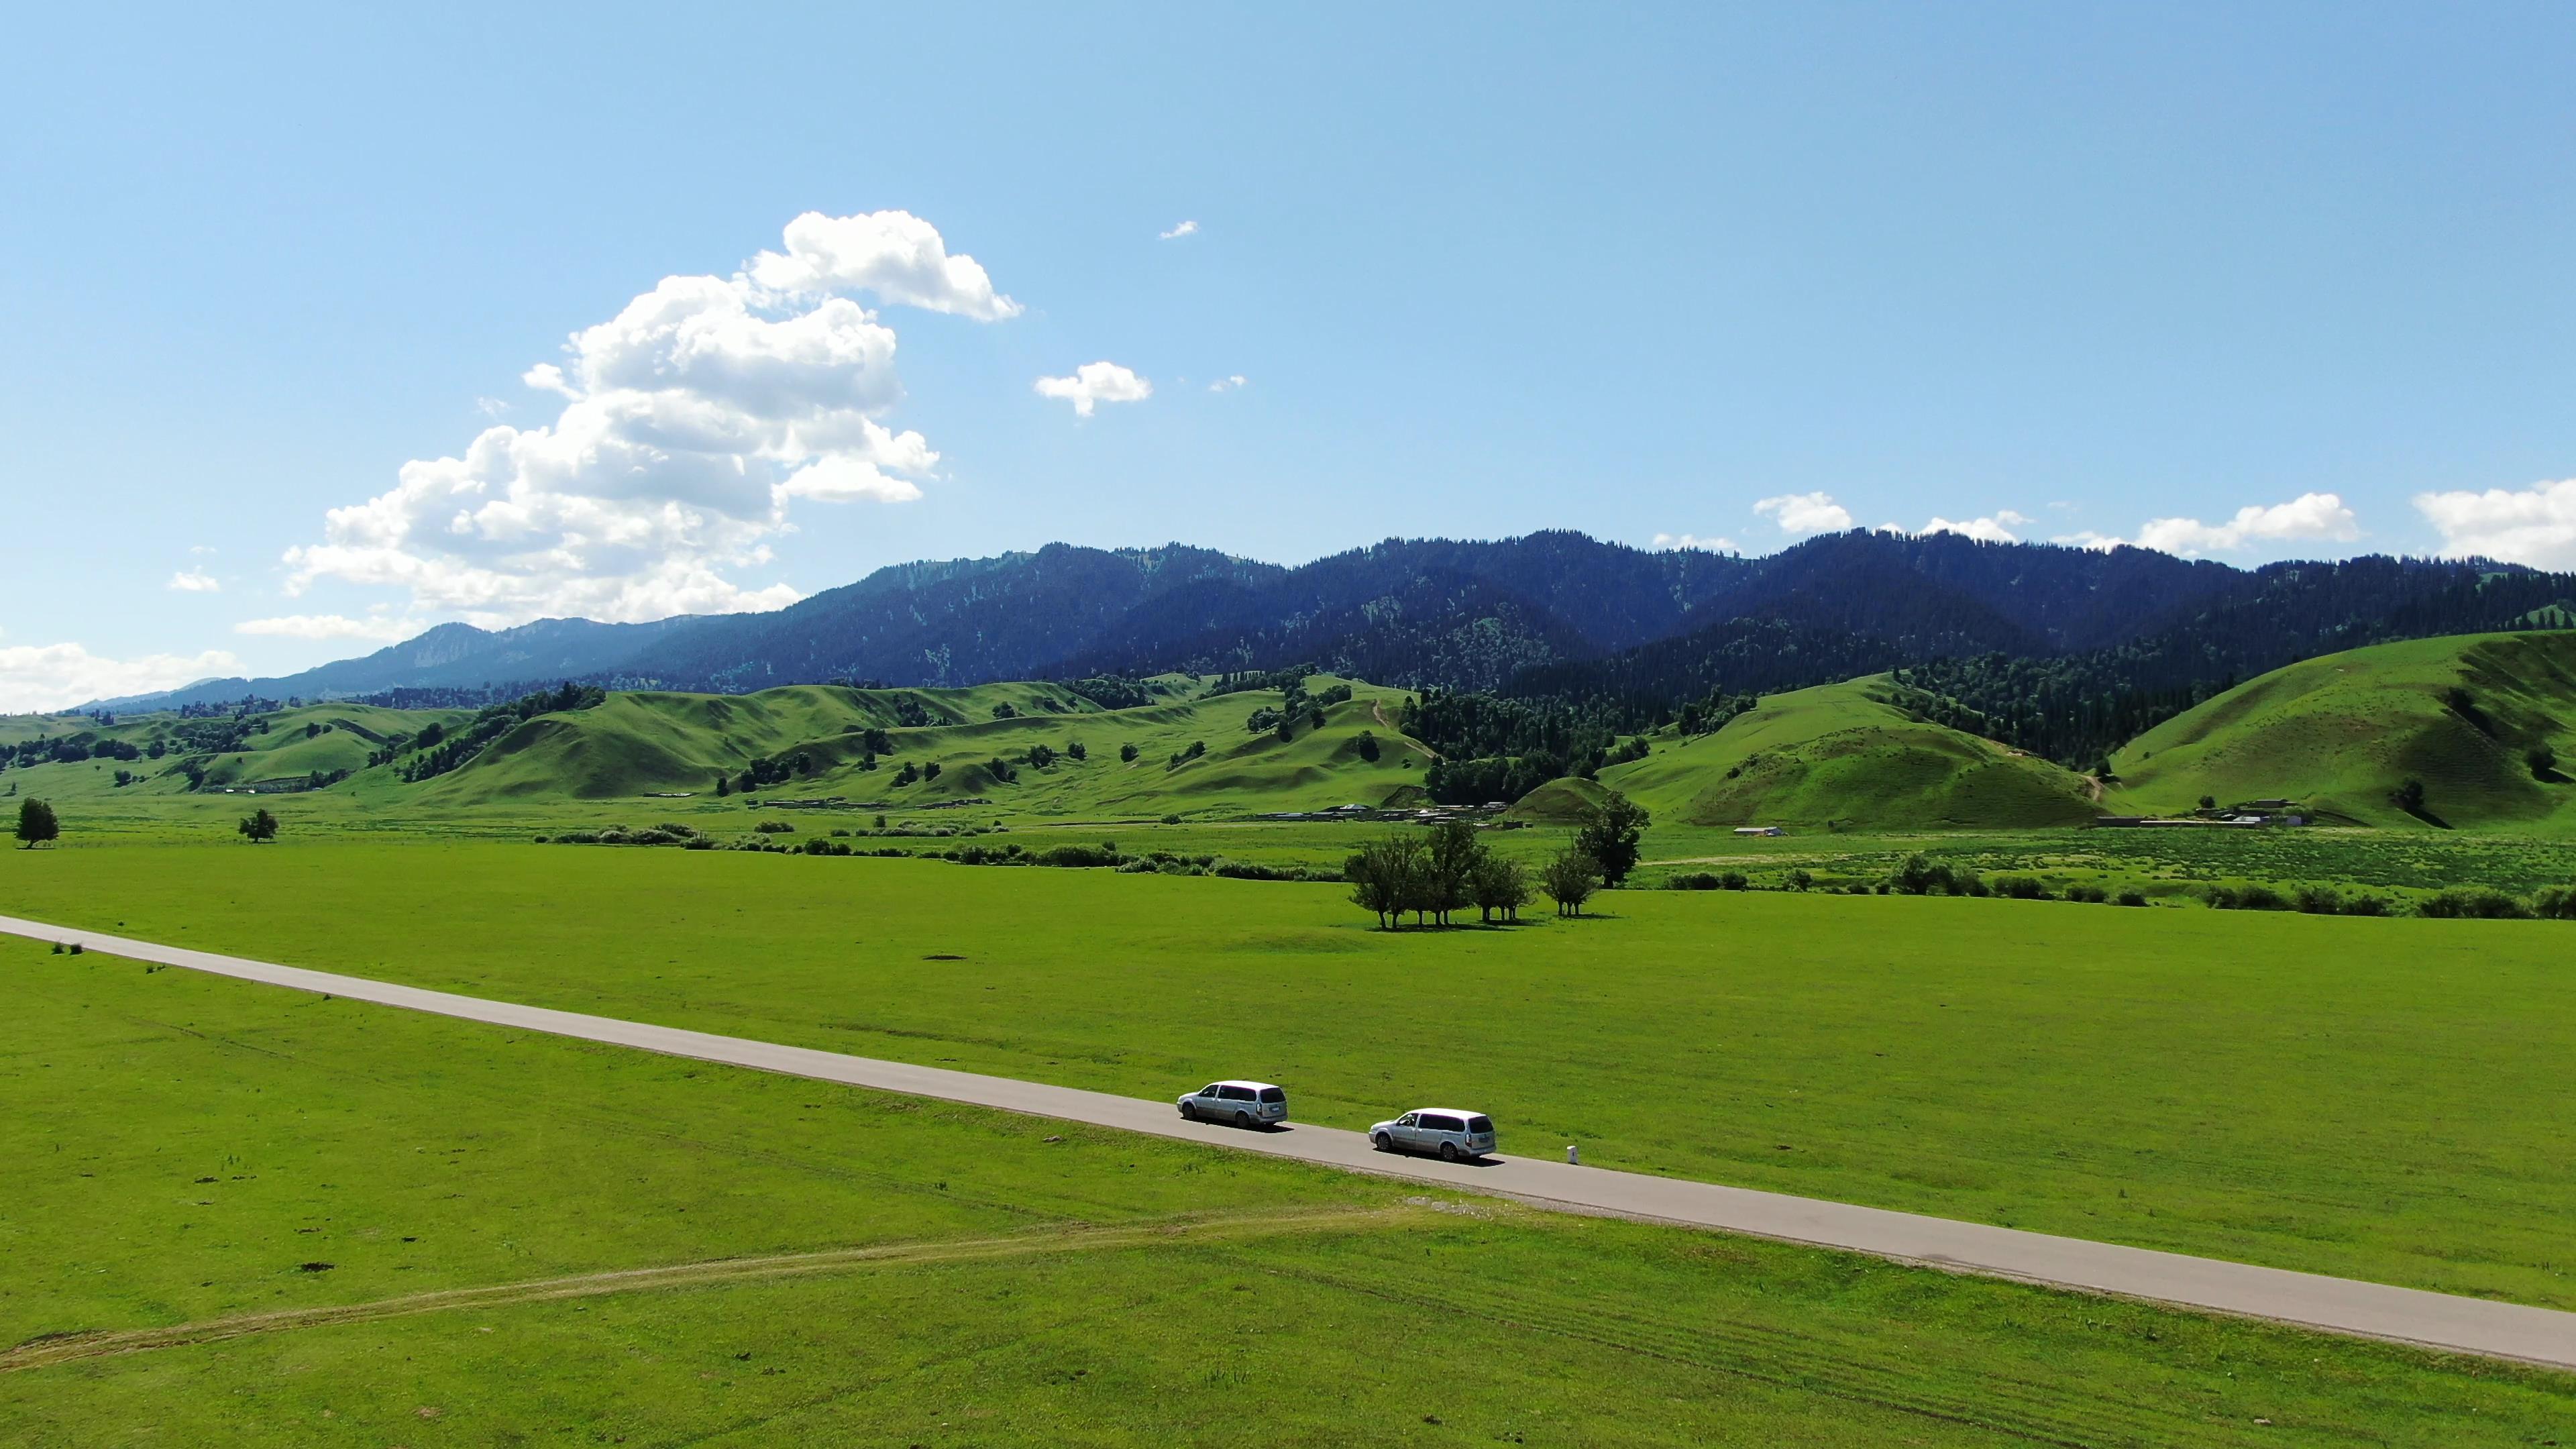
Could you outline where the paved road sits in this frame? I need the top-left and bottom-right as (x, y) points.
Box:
(11, 910), (2574, 1370)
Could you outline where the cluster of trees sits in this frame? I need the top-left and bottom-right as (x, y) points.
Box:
(1343, 792), (1649, 928)
(1400, 688), (1652, 806)
(1243, 678), (1348, 742)
(891, 759), (945, 786)
(398, 683), (607, 784)
(1201, 665), (1318, 700)
(731, 753), (814, 793)
(1169, 740), (1208, 767)
(1063, 676), (1159, 710)
(1892, 657), (2232, 767)
(178, 696), (282, 718)
(1344, 823), (1534, 928)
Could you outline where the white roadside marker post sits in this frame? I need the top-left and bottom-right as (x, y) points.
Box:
(1566, 1144), (1580, 1165)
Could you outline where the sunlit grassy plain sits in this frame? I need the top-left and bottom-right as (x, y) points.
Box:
(6, 936), (2571, 1448)
(10, 833), (2576, 1315)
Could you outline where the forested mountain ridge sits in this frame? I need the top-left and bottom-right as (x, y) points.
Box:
(92, 533), (2575, 765)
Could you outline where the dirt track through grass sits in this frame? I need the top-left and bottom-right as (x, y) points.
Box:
(1, 1203), (1424, 1374)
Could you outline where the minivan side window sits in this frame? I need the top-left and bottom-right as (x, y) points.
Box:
(1220, 1085), (1251, 1101)
(1199, 1085), (1221, 1097)
(1422, 1114), (1459, 1132)
(1397, 1113), (1418, 1126)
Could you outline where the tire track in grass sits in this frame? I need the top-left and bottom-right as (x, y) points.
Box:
(0, 1203), (1425, 1374)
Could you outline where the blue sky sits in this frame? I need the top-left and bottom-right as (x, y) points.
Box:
(4, 3), (2574, 708)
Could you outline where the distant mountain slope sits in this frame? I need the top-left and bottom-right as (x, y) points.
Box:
(1597, 677), (2100, 829)
(92, 617), (693, 712)
(89, 531), (2576, 727)
(2111, 631), (2576, 832)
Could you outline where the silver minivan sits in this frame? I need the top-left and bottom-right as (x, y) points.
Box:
(1369, 1108), (1497, 1162)
(1177, 1079), (1289, 1128)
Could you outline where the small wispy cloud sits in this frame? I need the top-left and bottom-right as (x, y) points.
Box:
(1652, 533), (1739, 553)
(1034, 360), (1153, 417)
(234, 613), (428, 643)
(1159, 219), (1199, 240)
(167, 570), (220, 592)
(1207, 374), (1248, 393)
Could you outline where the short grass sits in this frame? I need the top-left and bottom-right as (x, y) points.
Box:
(9, 841), (2576, 1311)
(1601, 677), (2100, 829)
(7, 938), (2571, 1447)
(2114, 631), (2576, 832)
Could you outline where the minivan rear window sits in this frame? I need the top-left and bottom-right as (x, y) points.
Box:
(1466, 1116), (1494, 1134)
(1258, 1087), (1286, 1104)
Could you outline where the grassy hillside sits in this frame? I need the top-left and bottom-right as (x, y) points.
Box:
(2112, 631), (2576, 831)
(419, 674), (1429, 818)
(1599, 676), (2099, 828)
(0, 701), (476, 805)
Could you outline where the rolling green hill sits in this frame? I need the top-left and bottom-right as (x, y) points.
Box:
(0, 702), (476, 804)
(1597, 677), (2100, 829)
(415, 675), (1430, 818)
(2111, 631), (2576, 831)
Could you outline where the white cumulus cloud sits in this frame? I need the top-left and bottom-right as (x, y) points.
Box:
(1159, 219), (1199, 240)
(746, 211), (1020, 319)
(2414, 478), (2576, 569)
(1752, 492), (1854, 535)
(1652, 533), (1739, 553)
(2057, 492), (2361, 557)
(1912, 511), (2029, 544)
(167, 570), (221, 592)
(1035, 360), (1152, 418)
(281, 210), (1012, 627)
(0, 641), (240, 713)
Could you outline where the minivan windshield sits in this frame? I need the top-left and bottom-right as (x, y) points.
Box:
(1258, 1087), (1286, 1104)
(1466, 1116), (1494, 1134)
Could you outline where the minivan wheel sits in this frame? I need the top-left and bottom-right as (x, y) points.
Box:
(1438, 1141), (1461, 1163)
(1373, 1132), (1393, 1152)
(1235, 1111), (1253, 1129)
(1178, 1103), (1195, 1121)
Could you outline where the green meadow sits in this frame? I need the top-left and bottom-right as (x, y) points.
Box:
(6, 937), (2571, 1447)
(9, 839), (2576, 1312)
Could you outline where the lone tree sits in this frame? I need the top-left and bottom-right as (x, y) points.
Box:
(1120, 742), (1140, 763)
(1573, 790), (1650, 887)
(1539, 849), (1601, 917)
(2531, 744), (2560, 780)
(238, 807), (280, 843)
(1354, 730), (1381, 762)
(2392, 778), (2428, 816)
(15, 798), (59, 849)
